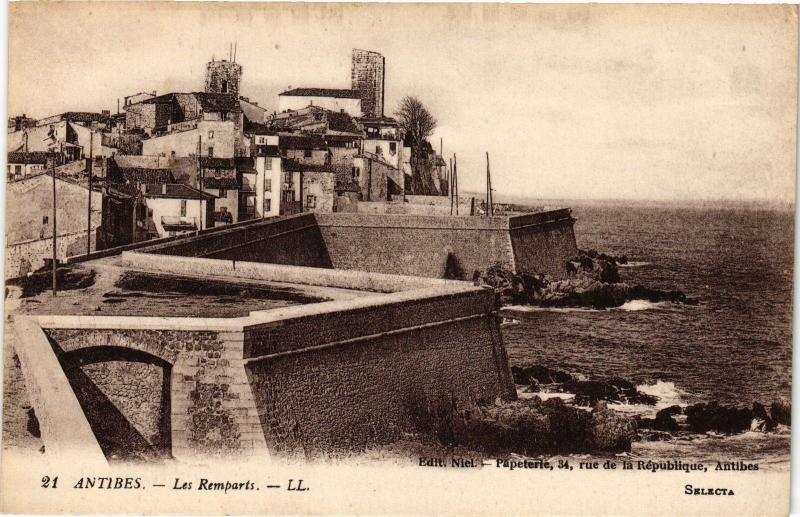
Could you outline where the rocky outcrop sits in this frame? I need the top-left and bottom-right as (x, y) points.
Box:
(770, 397), (791, 426)
(449, 396), (636, 455)
(685, 402), (753, 434)
(474, 250), (697, 310)
(589, 402), (637, 451)
(512, 365), (789, 447)
(511, 365), (657, 406)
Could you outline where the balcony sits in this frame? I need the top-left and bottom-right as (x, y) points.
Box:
(161, 216), (198, 233)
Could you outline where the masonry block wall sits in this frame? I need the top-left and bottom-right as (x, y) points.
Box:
(510, 209), (579, 278)
(142, 213), (332, 268)
(243, 288), (514, 457)
(205, 60), (243, 97)
(141, 210), (579, 280)
(43, 327), (267, 461)
(351, 49), (385, 118)
(315, 213), (517, 279)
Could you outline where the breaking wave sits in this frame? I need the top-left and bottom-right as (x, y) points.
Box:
(618, 261), (651, 268)
(616, 299), (665, 311)
(501, 305), (600, 313)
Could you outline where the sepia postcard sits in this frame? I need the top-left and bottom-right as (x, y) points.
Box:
(0, 2), (796, 515)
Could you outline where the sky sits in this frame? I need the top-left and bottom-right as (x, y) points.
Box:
(7, 3), (798, 203)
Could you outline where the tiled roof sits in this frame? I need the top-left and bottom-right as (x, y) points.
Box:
(135, 92), (241, 112)
(117, 167), (174, 185)
(282, 158), (334, 173)
(256, 145), (280, 157)
(142, 183), (216, 200)
(8, 151), (50, 164)
(279, 88), (361, 99)
(199, 157), (235, 169)
(204, 176), (239, 190)
(279, 134), (327, 150)
(245, 122), (278, 135)
(357, 116), (399, 127)
(327, 111), (361, 133)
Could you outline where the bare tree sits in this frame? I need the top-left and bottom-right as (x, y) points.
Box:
(395, 96), (437, 155)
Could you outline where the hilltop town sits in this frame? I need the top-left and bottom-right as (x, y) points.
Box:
(6, 48), (461, 278)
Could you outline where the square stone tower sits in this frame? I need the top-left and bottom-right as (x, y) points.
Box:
(351, 49), (385, 118)
(206, 58), (243, 97)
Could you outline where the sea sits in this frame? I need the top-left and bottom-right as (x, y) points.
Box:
(499, 202), (794, 468)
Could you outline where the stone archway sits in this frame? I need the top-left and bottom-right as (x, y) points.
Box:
(59, 346), (173, 461)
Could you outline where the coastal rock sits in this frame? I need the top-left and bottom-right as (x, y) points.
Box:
(653, 407), (680, 432)
(751, 402), (775, 432)
(476, 250), (697, 310)
(564, 377), (657, 406)
(589, 402), (637, 452)
(512, 366), (656, 406)
(685, 401), (752, 434)
(450, 396), (636, 455)
(770, 398), (791, 426)
(511, 365), (573, 386)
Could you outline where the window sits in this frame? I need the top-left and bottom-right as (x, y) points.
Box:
(306, 195), (317, 208)
(304, 149), (312, 158)
(219, 189), (227, 198)
(180, 199), (187, 217)
(207, 146), (214, 157)
(208, 131), (214, 140)
(264, 199), (271, 212)
(221, 112), (229, 121)
(14, 165), (21, 175)
(265, 178), (272, 192)
(389, 142), (397, 155)
(375, 145), (381, 154)
(42, 216), (48, 225)
(352, 166), (360, 179)
(221, 80), (228, 93)
(265, 158), (272, 170)
(171, 150), (176, 157)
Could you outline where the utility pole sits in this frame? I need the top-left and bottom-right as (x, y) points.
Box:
(453, 153), (459, 216)
(87, 130), (93, 255)
(198, 134), (203, 231)
(486, 151), (493, 216)
(448, 158), (453, 212)
(51, 144), (61, 296)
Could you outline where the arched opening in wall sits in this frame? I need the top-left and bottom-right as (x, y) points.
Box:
(58, 346), (173, 462)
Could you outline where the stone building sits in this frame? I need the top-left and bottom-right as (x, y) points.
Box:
(7, 152), (50, 181)
(5, 173), (103, 278)
(205, 59), (242, 97)
(141, 183), (216, 237)
(351, 49), (385, 118)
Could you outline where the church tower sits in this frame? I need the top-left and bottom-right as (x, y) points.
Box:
(205, 46), (242, 97)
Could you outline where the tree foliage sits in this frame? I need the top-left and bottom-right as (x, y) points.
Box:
(395, 96), (437, 153)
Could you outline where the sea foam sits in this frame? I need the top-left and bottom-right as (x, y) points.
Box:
(617, 299), (665, 311)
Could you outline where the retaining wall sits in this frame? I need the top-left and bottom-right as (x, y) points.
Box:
(23, 259), (514, 460)
(243, 286), (514, 457)
(139, 210), (578, 280)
